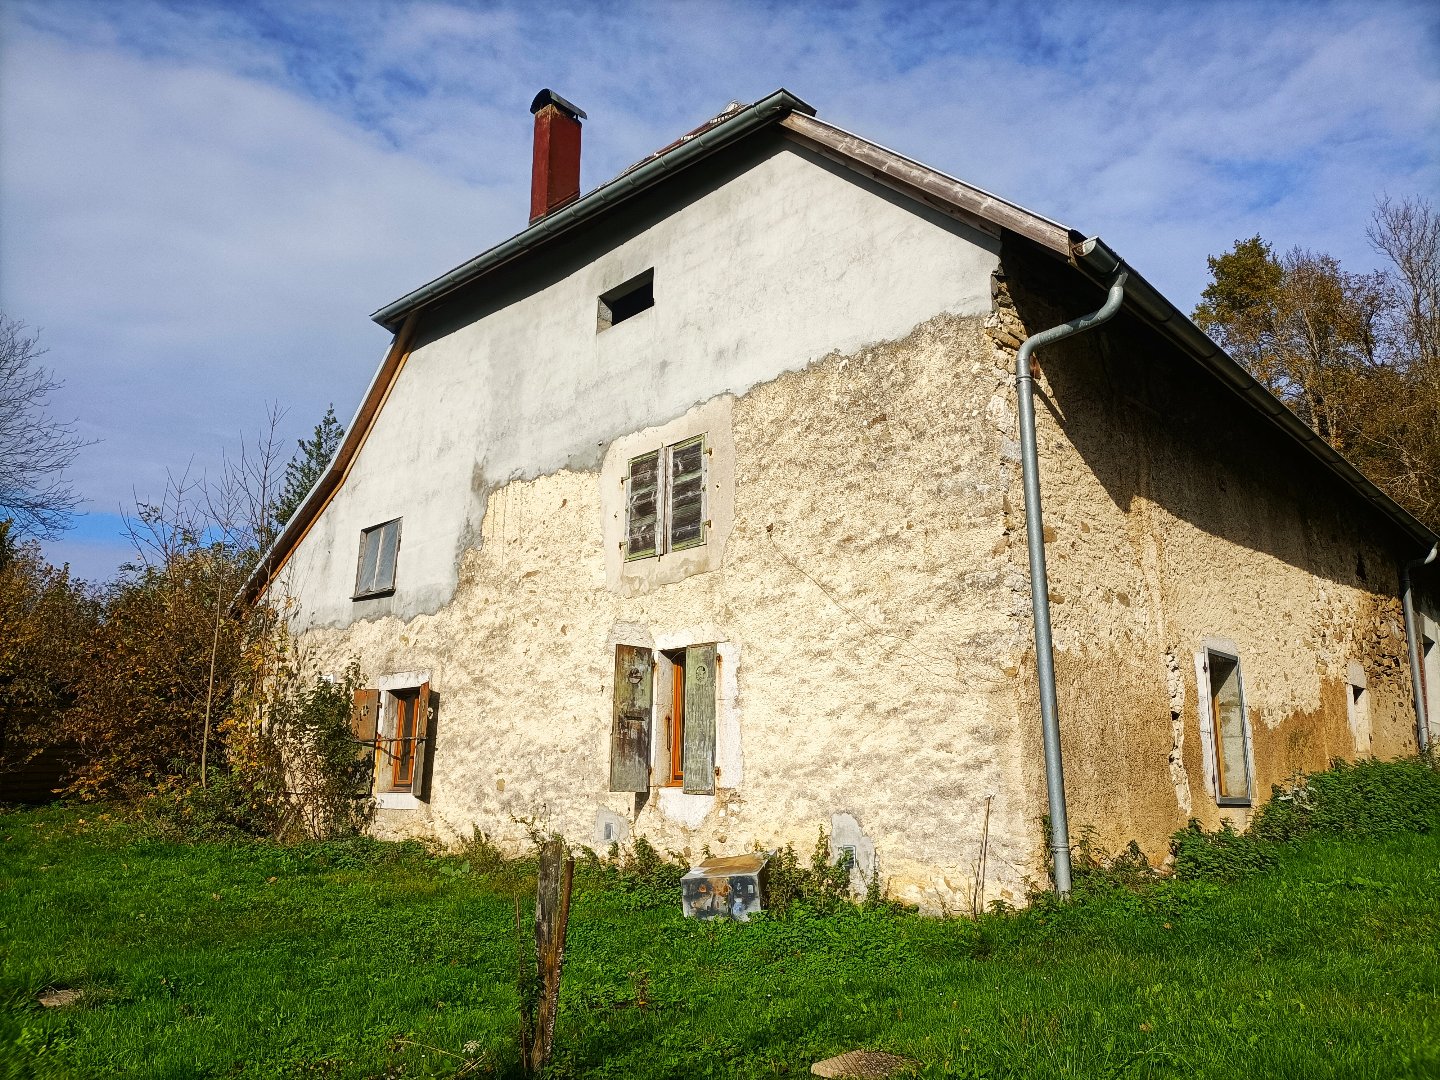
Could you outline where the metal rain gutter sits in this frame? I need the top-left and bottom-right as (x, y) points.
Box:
(1402, 544), (1438, 751)
(370, 89), (816, 331)
(1015, 255), (1129, 899)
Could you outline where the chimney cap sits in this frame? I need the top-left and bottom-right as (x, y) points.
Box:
(530, 89), (586, 121)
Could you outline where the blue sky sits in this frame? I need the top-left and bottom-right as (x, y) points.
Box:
(2, 0), (1437, 581)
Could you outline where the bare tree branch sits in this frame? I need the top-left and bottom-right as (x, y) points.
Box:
(0, 316), (93, 539)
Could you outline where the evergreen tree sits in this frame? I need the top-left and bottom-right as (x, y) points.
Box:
(272, 406), (344, 529)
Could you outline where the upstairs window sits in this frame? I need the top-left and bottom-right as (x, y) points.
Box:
(354, 518), (401, 599)
(598, 269), (654, 331)
(625, 436), (707, 561)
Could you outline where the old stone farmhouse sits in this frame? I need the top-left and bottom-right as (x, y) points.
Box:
(243, 89), (1440, 911)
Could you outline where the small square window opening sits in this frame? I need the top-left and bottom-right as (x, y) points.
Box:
(598, 269), (654, 331)
(354, 518), (401, 599)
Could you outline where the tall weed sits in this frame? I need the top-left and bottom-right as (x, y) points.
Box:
(1170, 820), (1276, 881)
(1252, 756), (1440, 842)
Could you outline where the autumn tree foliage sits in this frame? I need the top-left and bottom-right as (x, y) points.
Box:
(1195, 197), (1440, 529)
(0, 522), (94, 779)
(0, 397), (362, 822)
(57, 545), (246, 799)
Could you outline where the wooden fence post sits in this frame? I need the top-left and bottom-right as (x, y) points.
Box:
(520, 837), (574, 1075)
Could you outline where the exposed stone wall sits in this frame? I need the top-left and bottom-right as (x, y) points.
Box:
(995, 242), (1419, 861)
(284, 311), (1041, 913)
(278, 231), (1424, 911)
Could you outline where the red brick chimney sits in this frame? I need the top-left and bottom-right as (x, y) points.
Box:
(529, 89), (586, 224)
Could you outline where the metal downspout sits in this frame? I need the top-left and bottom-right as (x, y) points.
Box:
(1401, 544), (1438, 752)
(1015, 267), (1128, 898)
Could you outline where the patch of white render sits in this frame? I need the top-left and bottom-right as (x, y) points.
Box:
(272, 141), (1001, 629)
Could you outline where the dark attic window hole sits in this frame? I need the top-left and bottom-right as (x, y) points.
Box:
(598, 269), (654, 331)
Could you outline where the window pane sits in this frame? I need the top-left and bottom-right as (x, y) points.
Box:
(625, 451), (660, 559)
(1209, 655), (1250, 801)
(669, 437), (705, 551)
(356, 529), (382, 594)
(375, 520), (400, 592)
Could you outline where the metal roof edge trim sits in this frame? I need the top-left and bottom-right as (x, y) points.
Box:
(236, 314), (419, 610)
(768, 116), (1432, 548)
(778, 113), (1073, 254)
(370, 89), (815, 330)
(1069, 237), (1438, 550)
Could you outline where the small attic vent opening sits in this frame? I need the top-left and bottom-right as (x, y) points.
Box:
(598, 269), (654, 331)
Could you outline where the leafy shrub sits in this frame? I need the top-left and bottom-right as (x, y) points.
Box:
(761, 830), (856, 917)
(224, 651), (373, 841)
(1170, 819), (1276, 881)
(278, 834), (429, 872)
(1069, 826), (1158, 895)
(1252, 756), (1440, 843)
(456, 826), (514, 874)
(140, 767), (281, 842)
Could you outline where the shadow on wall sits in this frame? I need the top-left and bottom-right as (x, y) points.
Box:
(1004, 242), (1418, 593)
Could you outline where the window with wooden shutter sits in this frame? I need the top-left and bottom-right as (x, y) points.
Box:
(370, 679), (436, 805)
(667, 435), (706, 552)
(681, 643), (717, 795)
(610, 645), (653, 791)
(624, 452), (660, 561)
(622, 435), (709, 562)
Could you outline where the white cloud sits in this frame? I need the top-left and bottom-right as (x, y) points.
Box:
(2, 0), (1436, 579)
(0, 25), (522, 577)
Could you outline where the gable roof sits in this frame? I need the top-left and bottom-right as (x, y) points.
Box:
(241, 90), (1437, 608)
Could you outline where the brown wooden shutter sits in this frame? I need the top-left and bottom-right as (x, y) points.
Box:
(682, 643), (717, 794)
(625, 451), (661, 560)
(610, 645), (653, 791)
(411, 682), (434, 800)
(352, 688), (380, 754)
(668, 436), (706, 551)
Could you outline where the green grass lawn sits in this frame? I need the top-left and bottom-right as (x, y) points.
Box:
(2, 805), (1438, 1079)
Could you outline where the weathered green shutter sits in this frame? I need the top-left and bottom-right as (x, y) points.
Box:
(624, 451), (660, 560)
(610, 645), (653, 791)
(668, 436), (706, 551)
(682, 643), (717, 794)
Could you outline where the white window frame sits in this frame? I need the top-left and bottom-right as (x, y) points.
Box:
(1194, 643), (1256, 808)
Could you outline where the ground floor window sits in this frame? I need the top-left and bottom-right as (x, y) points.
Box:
(609, 643), (718, 794)
(351, 676), (435, 805)
(1196, 647), (1253, 807)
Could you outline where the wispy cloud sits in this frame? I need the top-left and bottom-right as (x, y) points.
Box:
(2, 0), (1437, 580)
